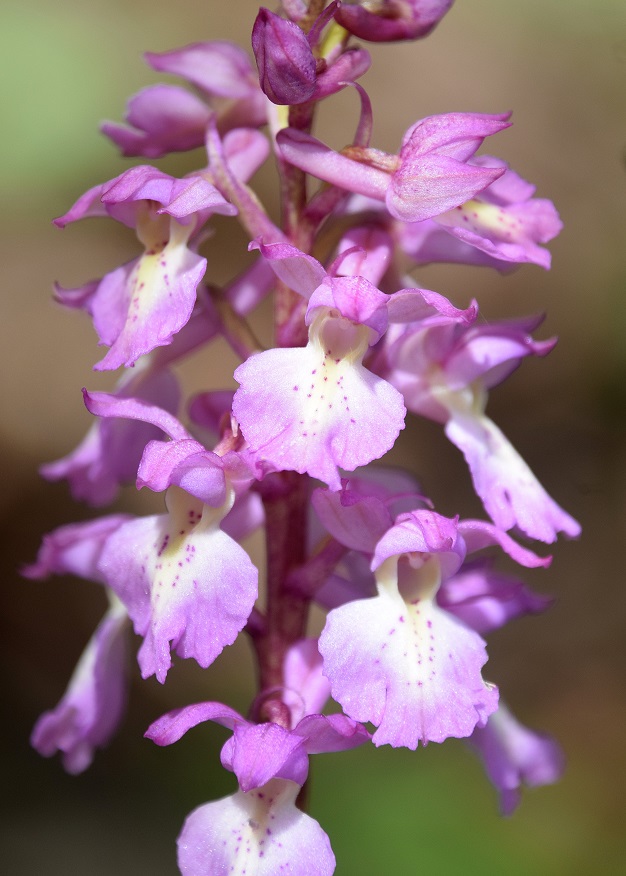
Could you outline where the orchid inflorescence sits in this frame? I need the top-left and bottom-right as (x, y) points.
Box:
(28, 2), (577, 872)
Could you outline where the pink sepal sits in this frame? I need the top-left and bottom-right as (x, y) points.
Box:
(312, 485), (393, 553)
(295, 713), (371, 754)
(400, 112), (511, 159)
(334, 226), (393, 286)
(83, 389), (192, 441)
(146, 701), (244, 745)
(438, 560), (553, 634)
(443, 318), (555, 391)
(277, 128), (390, 200)
(314, 47), (371, 99)
(23, 515), (131, 583)
(54, 180), (109, 227)
(283, 638), (332, 724)
(53, 279), (99, 311)
(469, 704), (565, 815)
(398, 218), (519, 271)
(101, 84), (212, 158)
(188, 390), (235, 438)
(146, 41), (259, 100)
(457, 518), (552, 567)
(388, 113), (511, 222)
(250, 238), (326, 299)
(386, 286), (478, 327)
(220, 128), (270, 183)
(41, 369), (180, 507)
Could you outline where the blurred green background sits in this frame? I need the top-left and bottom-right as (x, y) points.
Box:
(2, 0), (625, 873)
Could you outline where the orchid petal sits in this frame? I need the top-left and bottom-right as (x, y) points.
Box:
(469, 704), (565, 815)
(177, 780), (335, 876)
(319, 577), (498, 747)
(233, 338), (405, 490)
(223, 722), (309, 790)
(137, 439), (227, 505)
(31, 600), (129, 774)
(99, 487), (258, 682)
(447, 414), (581, 543)
(93, 237), (206, 371)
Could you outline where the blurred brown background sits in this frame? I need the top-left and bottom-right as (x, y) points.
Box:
(2, 0), (625, 873)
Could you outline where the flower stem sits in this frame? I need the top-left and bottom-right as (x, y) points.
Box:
(254, 471), (310, 719)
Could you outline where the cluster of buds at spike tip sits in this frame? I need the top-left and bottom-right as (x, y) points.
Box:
(29, 3), (577, 874)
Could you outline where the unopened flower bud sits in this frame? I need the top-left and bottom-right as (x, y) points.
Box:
(252, 7), (316, 105)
